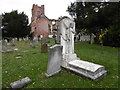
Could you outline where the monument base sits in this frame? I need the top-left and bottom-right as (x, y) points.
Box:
(61, 53), (79, 67)
(63, 60), (107, 80)
(45, 69), (61, 77)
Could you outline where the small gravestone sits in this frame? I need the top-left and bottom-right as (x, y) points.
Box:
(2, 40), (7, 51)
(2, 46), (7, 52)
(33, 37), (39, 45)
(19, 38), (22, 41)
(41, 38), (46, 45)
(41, 43), (48, 53)
(2, 40), (7, 46)
(45, 45), (63, 77)
(4, 39), (8, 43)
(10, 39), (16, 46)
(28, 43), (36, 48)
(90, 33), (96, 44)
(41, 38), (48, 53)
(14, 48), (18, 51)
(26, 37), (29, 41)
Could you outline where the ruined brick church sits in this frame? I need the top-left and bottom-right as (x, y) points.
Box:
(30, 4), (59, 38)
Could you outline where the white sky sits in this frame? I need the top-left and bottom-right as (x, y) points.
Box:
(0, 0), (76, 23)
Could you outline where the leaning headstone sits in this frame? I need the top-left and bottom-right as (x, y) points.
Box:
(45, 45), (63, 77)
(10, 77), (32, 88)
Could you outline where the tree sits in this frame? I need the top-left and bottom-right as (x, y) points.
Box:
(2, 10), (30, 39)
(67, 2), (109, 33)
(67, 2), (120, 47)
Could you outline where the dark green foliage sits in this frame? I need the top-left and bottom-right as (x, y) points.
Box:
(2, 10), (30, 38)
(67, 2), (120, 47)
(103, 26), (120, 47)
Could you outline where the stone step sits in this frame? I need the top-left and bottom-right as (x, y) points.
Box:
(67, 60), (107, 80)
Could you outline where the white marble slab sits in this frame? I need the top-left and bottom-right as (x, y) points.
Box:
(67, 60), (107, 80)
(69, 60), (104, 72)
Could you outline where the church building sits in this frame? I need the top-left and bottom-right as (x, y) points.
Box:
(30, 4), (59, 38)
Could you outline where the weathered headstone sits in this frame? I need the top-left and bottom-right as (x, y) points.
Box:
(45, 45), (63, 77)
(74, 35), (79, 43)
(41, 38), (48, 53)
(2, 40), (7, 51)
(26, 37), (29, 41)
(90, 33), (96, 44)
(2, 46), (7, 52)
(41, 38), (46, 45)
(33, 36), (39, 45)
(19, 38), (22, 41)
(10, 39), (16, 46)
(79, 34), (90, 41)
(4, 39), (8, 43)
(41, 43), (48, 53)
(2, 40), (7, 46)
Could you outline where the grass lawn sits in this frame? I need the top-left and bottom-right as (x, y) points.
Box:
(2, 39), (119, 88)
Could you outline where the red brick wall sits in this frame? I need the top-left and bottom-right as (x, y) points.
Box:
(31, 4), (51, 38)
(33, 18), (51, 37)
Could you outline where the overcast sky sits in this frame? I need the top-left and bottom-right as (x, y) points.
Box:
(0, 0), (76, 23)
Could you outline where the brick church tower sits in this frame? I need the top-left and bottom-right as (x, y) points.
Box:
(30, 4), (51, 38)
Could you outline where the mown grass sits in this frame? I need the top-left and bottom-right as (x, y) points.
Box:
(2, 39), (119, 88)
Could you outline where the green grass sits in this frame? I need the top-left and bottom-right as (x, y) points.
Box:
(2, 39), (119, 88)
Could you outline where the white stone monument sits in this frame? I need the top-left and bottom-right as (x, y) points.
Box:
(60, 17), (107, 80)
(60, 17), (78, 67)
